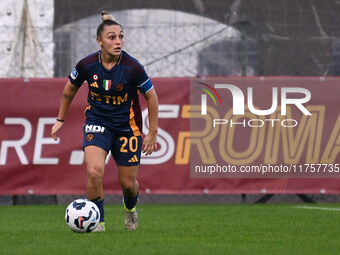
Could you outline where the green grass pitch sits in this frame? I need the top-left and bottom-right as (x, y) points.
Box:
(1, 204), (340, 255)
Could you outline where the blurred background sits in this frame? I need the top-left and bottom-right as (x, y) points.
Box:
(2, 0), (340, 79)
(1, 0), (340, 205)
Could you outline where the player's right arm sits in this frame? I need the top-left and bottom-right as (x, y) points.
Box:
(51, 81), (80, 141)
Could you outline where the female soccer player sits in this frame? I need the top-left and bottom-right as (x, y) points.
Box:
(51, 11), (158, 232)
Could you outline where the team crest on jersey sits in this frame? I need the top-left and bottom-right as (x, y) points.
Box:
(116, 83), (124, 92)
(86, 134), (94, 141)
(93, 74), (98, 80)
(103, 80), (111, 90)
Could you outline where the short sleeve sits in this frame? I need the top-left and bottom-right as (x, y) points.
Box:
(68, 62), (86, 87)
(135, 65), (153, 94)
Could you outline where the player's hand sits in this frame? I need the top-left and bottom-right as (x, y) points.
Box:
(51, 121), (64, 141)
(142, 131), (157, 156)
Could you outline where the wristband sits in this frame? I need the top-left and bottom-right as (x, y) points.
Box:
(56, 119), (65, 122)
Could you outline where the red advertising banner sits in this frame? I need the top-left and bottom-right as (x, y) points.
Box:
(0, 77), (340, 195)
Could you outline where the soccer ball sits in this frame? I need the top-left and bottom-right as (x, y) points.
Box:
(65, 199), (100, 233)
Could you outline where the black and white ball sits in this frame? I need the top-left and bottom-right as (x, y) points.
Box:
(65, 199), (100, 233)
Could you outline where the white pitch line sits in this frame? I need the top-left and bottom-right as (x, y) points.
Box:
(294, 206), (340, 211)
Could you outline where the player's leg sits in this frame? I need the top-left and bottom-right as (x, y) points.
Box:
(118, 165), (139, 208)
(84, 145), (107, 232)
(118, 165), (140, 231)
(82, 121), (112, 232)
(112, 134), (142, 231)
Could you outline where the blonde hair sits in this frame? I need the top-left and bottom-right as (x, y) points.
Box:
(96, 10), (122, 38)
(101, 10), (115, 22)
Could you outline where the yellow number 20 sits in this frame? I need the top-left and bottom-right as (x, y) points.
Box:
(120, 136), (138, 153)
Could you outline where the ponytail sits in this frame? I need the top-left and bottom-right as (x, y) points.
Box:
(96, 10), (123, 38)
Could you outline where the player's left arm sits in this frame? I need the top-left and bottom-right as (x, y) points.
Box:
(142, 87), (158, 156)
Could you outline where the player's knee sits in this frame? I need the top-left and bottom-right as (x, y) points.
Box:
(120, 180), (135, 194)
(87, 165), (104, 184)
